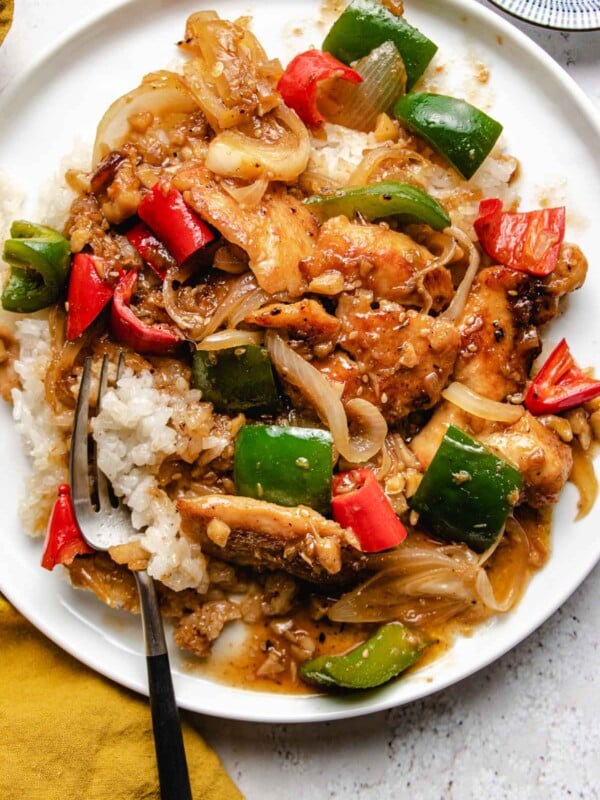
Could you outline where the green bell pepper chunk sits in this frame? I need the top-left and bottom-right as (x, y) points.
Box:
(304, 181), (450, 230)
(409, 425), (523, 553)
(300, 621), (431, 690)
(234, 424), (333, 514)
(191, 345), (281, 416)
(1, 220), (71, 313)
(394, 93), (503, 180)
(322, 0), (438, 91)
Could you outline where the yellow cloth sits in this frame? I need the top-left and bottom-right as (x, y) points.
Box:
(0, 0), (14, 47)
(0, 597), (243, 800)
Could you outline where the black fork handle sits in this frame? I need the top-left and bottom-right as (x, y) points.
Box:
(135, 570), (193, 800)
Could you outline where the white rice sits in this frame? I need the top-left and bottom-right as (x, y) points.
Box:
(11, 319), (69, 534)
(310, 123), (518, 236)
(92, 368), (213, 593)
(309, 123), (383, 185)
(11, 318), (217, 592)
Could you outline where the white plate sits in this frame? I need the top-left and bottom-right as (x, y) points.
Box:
(0, 0), (599, 724)
(487, 0), (600, 31)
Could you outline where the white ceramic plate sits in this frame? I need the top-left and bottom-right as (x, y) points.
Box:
(0, 0), (599, 723)
(487, 0), (600, 31)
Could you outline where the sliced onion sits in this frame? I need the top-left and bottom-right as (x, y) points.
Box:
(348, 142), (431, 187)
(162, 263), (206, 337)
(323, 41), (407, 133)
(570, 440), (598, 520)
(474, 570), (513, 613)
(221, 176), (269, 207)
(329, 534), (481, 623)
(196, 330), (262, 351)
(181, 12), (281, 131)
(442, 381), (524, 423)
(93, 71), (198, 166)
(266, 332), (387, 462)
(226, 287), (270, 329)
(344, 398), (389, 462)
(442, 225), (481, 322)
(475, 518), (529, 612)
(206, 106), (311, 182)
(163, 270), (265, 342)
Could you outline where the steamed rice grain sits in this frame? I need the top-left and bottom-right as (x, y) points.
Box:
(92, 368), (213, 592)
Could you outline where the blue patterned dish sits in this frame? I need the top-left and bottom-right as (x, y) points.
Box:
(487, 0), (600, 29)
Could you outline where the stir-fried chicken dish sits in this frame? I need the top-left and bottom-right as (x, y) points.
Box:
(2, 1), (599, 692)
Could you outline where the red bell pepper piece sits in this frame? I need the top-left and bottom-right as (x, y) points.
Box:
(41, 484), (93, 571)
(125, 221), (177, 280)
(524, 338), (600, 415)
(277, 49), (363, 128)
(137, 180), (214, 266)
(331, 468), (407, 553)
(66, 253), (115, 340)
(110, 269), (185, 355)
(474, 198), (565, 276)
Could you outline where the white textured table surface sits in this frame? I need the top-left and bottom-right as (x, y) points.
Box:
(1, 2), (598, 799)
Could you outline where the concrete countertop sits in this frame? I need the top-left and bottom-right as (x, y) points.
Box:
(1, 2), (598, 798)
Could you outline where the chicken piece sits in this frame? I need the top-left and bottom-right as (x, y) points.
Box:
(300, 216), (454, 311)
(245, 299), (340, 344)
(178, 494), (369, 587)
(409, 401), (471, 469)
(481, 414), (572, 507)
(410, 403), (572, 508)
(454, 260), (586, 401)
(174, 163), (318, 296)
(535, 242), (588, 323)
(172, 599), (242, 657)
(317, 291), (460, 422)
(454, 266), (546, 400)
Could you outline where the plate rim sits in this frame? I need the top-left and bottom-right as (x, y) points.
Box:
(0, 0), (599, 723)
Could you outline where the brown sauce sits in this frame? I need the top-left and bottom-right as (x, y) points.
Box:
(66, 505), (553, 695)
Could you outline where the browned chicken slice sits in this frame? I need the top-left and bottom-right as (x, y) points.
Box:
(536, 243), (588, 322)
(454, 250), (587, 401)
(300, 216), (454, 311)
(174, 163), (318, 296)
(245, 299), (340, 344)
(316, 292), (460, 422)
(481, 414), (572, 507)
(408, 251), (584, 509)
(178, 494), (370, 587)
(454, 266), (544, 400)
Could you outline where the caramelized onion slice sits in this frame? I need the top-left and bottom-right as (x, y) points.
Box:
(181, 12), (282, 131)
(221, 176), (270, 207)
(442, 381), (524, 424)
(570, 440), (598, 520)
(206, 106), (311, 182)
(328, 535), (481, 623)
(266, 332), (387, 463)
(196, 330), (262, 351)
(442, 225), (481, 322)
(93, 71), (198, 166)
(323, 41), (407, 133)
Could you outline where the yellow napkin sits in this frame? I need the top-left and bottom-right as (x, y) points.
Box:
(0, 596), (243, 800)
(0, 0), (14, 47)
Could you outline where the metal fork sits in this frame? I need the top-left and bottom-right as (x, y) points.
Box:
(70, 354), (193, 800)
